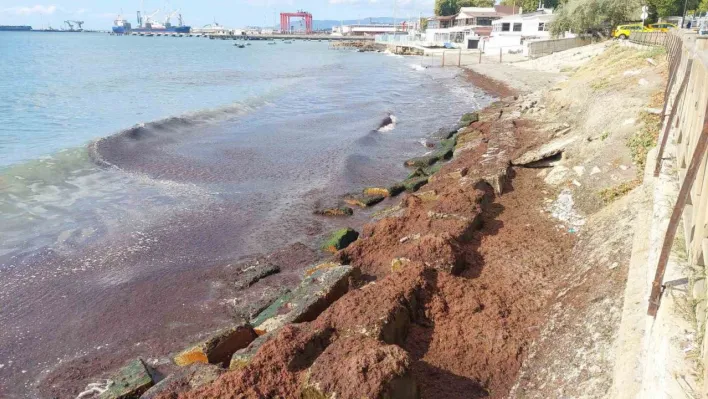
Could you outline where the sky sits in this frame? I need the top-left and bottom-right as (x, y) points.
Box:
(0, 0), (436, 29)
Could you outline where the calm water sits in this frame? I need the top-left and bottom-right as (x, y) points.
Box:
(0, 32), (490, 397)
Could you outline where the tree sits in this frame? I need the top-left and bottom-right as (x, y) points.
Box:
(550, 0), (642, 36)
(500, 0), (562, 12)
(434, 0), (458, 16)
(646, 0), (699, 18)
(434, 0), (497, 16)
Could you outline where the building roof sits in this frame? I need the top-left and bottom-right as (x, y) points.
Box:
(493, 9), (554, 23)
(456, 5), (519, 19)
(429, 14), (457, 21)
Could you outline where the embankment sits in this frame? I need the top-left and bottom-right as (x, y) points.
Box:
(66, 40), (682, 399)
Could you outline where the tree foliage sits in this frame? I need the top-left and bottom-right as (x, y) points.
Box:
(646, 0), (699, 18)
(550, 0), (642, 36)
(434, 0), (496, 16)
(500, 0), (562, 13)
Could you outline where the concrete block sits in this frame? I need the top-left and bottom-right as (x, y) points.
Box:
(173, 323), (257, 367)
(140, 363), (223, 399)
(99, 358), (153, 399)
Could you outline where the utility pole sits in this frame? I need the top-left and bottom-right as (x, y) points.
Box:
(682, 0), (689, 28)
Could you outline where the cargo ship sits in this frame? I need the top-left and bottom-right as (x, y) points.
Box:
(0, 25), (32, 31)
(112, 9), (190, 34)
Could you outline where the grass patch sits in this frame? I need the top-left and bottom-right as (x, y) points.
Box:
(627, 111), (661, 175)
(590, 77), (610, 91)
(600, 130), (610, 141)
(640, 46), (667, 59)
(598, 180), (640, 204)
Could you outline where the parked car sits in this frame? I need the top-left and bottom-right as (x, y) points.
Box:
(612, 24), (649, 39)
(647, 22), (677, 32)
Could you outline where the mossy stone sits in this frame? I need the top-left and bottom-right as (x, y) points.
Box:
(460, 112), (479, 124)
(402, 176), (429, 192)
(99, 359), (153, 399)
(322, 228), (359, 253)
(314, 207), (354, 217)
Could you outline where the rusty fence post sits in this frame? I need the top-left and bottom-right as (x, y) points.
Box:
(648, 105), (708, 317)
(655, 58), (693, 177)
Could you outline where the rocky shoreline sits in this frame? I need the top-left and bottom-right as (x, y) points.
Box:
(56, 62), (583, 398)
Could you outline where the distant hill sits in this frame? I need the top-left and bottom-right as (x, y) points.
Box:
(312, 17), (396, 31)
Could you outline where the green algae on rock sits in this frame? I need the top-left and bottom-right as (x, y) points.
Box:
(314, 207), (354, 217)
(322, 228), (359, 253)
(402, 176), (429, 193)
(98, 358), (153, 399)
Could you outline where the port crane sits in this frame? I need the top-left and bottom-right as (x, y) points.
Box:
(64, 20), (84, 31)
(164, 9), (181, 27)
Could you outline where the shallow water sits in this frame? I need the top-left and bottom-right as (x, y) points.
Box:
(0, 32), (491, 397)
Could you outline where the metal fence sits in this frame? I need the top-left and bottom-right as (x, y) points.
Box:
(647, 31), (708, 332)
(628, 31), (668, 46)
(527, 37), (593, 59)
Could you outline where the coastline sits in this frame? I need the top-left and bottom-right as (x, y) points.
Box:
(59, 55), (569, 398)
(24, 59), (493, 398)
(32, 40), (676, 399)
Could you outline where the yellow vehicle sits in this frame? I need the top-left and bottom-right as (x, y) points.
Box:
(647, 22), (677, 32)
(612, 24), (649, 39)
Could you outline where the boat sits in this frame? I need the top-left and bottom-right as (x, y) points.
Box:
(112, 9), (190, 35)
(268, 41), (276, 45)
(235, 44), (245, 48)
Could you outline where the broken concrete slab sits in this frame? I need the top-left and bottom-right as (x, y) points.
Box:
(139, 363), (223, 399)
(302, 337), (418, 399)
(344, 194), (385, 208)
(512, 137), (576, 166)
(234, 262), (280, 290)
(251, 265), (359, 333)
(98, 358), (153, 399)
(173, 323), (257, 367)
(229, 332), (273, 370)
(322, 228), (360, 253)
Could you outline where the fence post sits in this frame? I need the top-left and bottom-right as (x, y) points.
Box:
(479, 48), (482, 63)
(499, 47), (502, 63)
(442, 50), (445, 67)
(458, 48), (462, 66)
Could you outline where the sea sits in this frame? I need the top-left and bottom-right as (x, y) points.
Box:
(0, 32), (491, 397)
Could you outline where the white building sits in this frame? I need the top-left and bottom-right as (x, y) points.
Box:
(332, 24), (404, 36)
(424, 5), (518, 48)
(486, 8), (556, 53)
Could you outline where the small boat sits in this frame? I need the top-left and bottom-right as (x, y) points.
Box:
(246, 43), (251, 46)
(235, 44), (245, 48)
(284, 40), (292, 44)
(268, 41), (276, 45)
